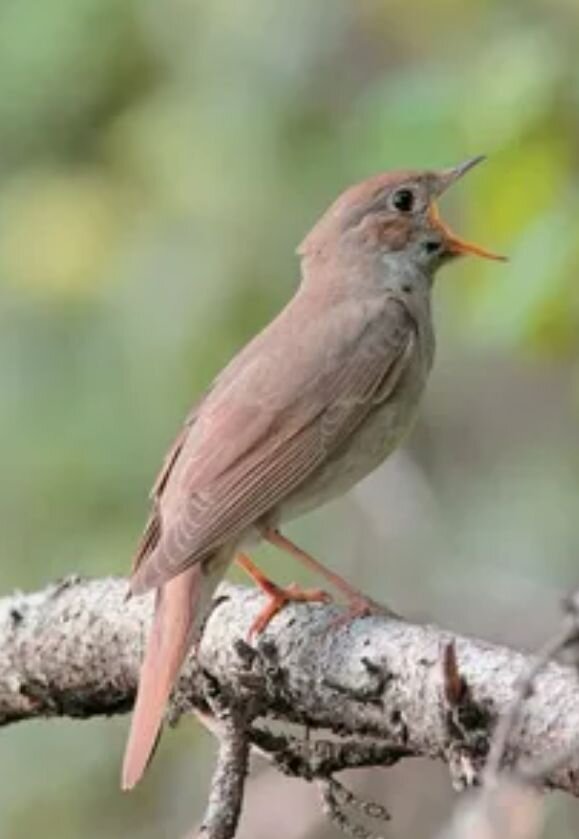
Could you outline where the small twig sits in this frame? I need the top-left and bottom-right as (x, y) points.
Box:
(195, 674), (253, 839)
(196, 722), (250, 839)
(318, 777), (388, 839)
(435, 590), (579, 839)
(247, 726), (396, 838)
(485, 624), (573, 780)
(328, 777), (391, 822)
(515, 592), (579, 786)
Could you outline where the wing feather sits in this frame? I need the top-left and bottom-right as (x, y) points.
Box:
(131, 406), (198, 571)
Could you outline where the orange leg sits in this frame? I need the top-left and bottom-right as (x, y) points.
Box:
(235, 552), (331, 636)
(261, 528), (396, 622)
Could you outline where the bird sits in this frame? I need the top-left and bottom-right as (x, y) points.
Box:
(121, 156), (505, 790)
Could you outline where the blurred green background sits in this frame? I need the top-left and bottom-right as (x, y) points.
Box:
(1, 0), (579, 836)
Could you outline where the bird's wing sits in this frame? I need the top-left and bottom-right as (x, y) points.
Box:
(130, 294), (416, 593)
(131, 405), (198, 572)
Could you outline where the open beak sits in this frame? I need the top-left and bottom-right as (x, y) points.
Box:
(429, 156), (507, 262)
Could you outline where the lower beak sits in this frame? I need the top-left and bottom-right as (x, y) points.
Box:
(428, 202), (506, 262)
(429, 156), (507, 262)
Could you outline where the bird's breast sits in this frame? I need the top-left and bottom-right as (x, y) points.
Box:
(280, 318), (434, 522)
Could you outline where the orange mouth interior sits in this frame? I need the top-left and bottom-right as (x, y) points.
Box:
(429, 202), (506, 262)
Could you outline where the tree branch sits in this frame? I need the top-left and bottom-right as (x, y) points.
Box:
(196, 687), (251, 839)
(1, 575), (579, 809)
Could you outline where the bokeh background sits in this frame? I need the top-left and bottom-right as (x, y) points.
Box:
(1, 0), (578, 836)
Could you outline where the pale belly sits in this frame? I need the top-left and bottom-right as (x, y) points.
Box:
(278, 356), (429, 523)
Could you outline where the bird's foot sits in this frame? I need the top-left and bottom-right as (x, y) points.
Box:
(235, 551), (331, 637)
(250, 580), (331, 637)
(330, 593), (398, 631)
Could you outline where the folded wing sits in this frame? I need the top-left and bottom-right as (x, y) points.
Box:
(130, 294), (416, 594)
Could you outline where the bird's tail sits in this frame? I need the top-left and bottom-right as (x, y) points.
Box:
(121, 550), (231, 790)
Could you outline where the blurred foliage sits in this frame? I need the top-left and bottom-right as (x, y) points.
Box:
(0, 0), (579, 836)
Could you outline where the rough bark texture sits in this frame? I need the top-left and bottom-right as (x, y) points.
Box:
(1, 575), (579, 800)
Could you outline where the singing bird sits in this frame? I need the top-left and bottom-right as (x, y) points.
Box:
(122, 157), (505, 789)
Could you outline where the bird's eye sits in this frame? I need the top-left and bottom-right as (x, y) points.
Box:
(391, 188), (415, 213)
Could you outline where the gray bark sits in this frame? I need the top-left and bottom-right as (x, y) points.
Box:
(1, 575), (578, 799)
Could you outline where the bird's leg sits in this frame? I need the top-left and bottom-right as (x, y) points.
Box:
(235, 552), (331, 637)
(262, 528), (396, 621)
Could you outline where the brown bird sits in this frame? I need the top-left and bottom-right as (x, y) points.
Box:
(122, 157), (505, 790)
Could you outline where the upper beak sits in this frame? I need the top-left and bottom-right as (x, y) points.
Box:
(428, 156), (507, 262)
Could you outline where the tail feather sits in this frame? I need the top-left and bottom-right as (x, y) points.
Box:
(122, 564), (202, 790)
(122, 545), (233, 790)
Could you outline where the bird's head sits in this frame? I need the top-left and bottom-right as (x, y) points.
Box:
(299, 157), (506, 277)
